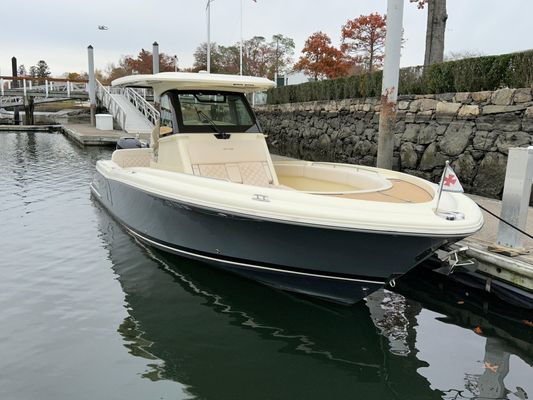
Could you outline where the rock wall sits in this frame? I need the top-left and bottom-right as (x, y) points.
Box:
(255, 87), (533, 198)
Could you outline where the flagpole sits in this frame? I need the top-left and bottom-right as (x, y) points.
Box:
(435, 160), (450, 213)
(207, 0), (211, 73)
(239, 0), (243, 75)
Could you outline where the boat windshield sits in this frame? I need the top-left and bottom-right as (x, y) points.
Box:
(164, 90), (258, 134)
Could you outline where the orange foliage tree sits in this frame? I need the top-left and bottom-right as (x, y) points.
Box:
(293, 32), (351, 80)
(104, 49), (176, 84)
(123, 49), (175, 74)
(341, 13), (387, 73)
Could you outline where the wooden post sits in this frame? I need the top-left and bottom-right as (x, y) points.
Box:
(23, 95), (34, 125)
(11, 56), (20, 125)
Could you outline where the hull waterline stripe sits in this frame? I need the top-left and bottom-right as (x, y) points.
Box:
(126, 227), (387, 285)
(90, 183), (101, 198)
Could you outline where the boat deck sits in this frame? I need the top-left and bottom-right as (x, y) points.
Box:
(276, 176), (434, 204)
(331, 179), (434, 204)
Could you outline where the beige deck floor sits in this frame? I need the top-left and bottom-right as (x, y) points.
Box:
(333, 179), (434, 203)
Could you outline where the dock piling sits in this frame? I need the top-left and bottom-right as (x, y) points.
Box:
(87, 45), (96, 126)
(11, 56), (20, 125)
(152, 42), (159, 74)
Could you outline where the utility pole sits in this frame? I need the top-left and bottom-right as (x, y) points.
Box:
(206, 0), (212, 73)
(376, 0), (404, 170)
(87, 45), (96, 126)
(240, 0), (243, 75)
(152, 42), (159, 74)
(275, 36), (279, 83)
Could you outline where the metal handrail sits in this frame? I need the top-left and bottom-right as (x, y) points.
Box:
(110, 87), (159, 125)
(96, 80), (127, 130)
(126, 87), (159, 125)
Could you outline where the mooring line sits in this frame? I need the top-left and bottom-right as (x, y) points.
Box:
(476, 202), (533, 240)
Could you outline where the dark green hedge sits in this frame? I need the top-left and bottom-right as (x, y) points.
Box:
(267, 50), (533, 104)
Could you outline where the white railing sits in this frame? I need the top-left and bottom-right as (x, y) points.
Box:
(0, 96), (23, 107)
(110, 86), (159, 125)
(96, 80), (127, 130)
(0, 95), (71, 108)
(0, 77), (88, 98)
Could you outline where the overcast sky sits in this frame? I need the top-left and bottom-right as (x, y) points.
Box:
(1, 0), (532, 77)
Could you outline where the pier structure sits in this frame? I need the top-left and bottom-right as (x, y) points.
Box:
(1, 77), (156, 135)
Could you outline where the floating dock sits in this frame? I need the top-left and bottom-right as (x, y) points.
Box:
(0, 123), (150, 146)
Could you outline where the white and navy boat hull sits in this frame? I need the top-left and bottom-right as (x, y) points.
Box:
(91, 170), (463, 304)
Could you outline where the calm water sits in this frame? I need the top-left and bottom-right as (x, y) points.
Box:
(1, 131), (532, 400)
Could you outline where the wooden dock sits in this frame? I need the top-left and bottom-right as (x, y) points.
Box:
(0, 124), (60, 132)
(0, 123), (150, 146)
(60, 123), (127, 146)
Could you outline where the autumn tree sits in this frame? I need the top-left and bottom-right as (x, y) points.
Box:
(294, 32), (351, 80)
(341, 13), (387, 73)
(411, 0), (448, 66)
(193, 34), (294, 79)
(123, 49), (175, 74)
(219, 45), (240, 75)
(29, 60), (51, 78)
(271, 34), (295, 77)
(242, 36), (273, 77)
(104, 49), (176, 83)
(193, 42), (223, 72)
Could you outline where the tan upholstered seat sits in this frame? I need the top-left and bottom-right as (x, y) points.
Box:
(191, 161), (274, 186)
(112, 148), (151, 168)
(186, 136), (277, 187)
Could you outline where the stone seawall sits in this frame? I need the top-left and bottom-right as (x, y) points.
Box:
(255, 87), (533, 198)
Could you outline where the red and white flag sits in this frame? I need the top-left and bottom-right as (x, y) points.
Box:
(440, 162), (464, 193)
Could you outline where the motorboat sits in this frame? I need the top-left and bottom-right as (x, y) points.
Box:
(91, 72), (483, 304)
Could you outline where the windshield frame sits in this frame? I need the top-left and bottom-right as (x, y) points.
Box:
(166, 89), (260, 134)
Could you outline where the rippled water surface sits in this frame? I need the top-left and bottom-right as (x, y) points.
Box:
(1, 131), (532, 400)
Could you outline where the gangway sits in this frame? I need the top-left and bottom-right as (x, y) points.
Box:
(1, 75), (158, 134)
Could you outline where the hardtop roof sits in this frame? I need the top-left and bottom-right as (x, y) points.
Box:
(111, 72), (275, 95)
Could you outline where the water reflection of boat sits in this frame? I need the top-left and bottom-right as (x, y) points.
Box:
(394, 265), (533, 399)
(96, 204), (441, 400)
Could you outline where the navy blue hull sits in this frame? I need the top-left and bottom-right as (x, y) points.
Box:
(91, 171), (460, 303)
